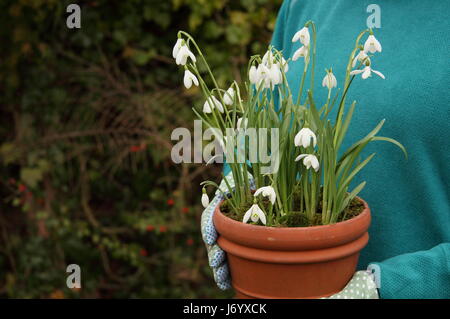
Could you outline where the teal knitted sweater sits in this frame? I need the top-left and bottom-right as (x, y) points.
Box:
(226, 0), (450, 298)
(272, 0), (450, 299)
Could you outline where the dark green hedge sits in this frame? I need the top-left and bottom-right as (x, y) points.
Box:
(0, 0), (281, 298)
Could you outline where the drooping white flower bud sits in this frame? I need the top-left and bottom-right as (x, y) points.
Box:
(322, 70), (337, 89)
(295, 154), (320, 172)
(249, 65), (259, 84)
(172, 38), (183, 59)
(352, 49), (369, 68)
(294, 128), (317, 148)
(175, 45), (196, 66)
(243, 203), (267, 225)
(236, 117), (248, 130)
(254, 186), (276, 205)
(364, 34), (382, 54)
(203, 95), (224, 113)
(292, 26), (310, 46)
(183, 70), (199, 89)
(223, 87), (235, 106)
(201, 188), (209, 208)
(292, 46), (309, 62)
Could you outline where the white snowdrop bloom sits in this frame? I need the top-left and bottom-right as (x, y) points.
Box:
(350, 65), (385, 80)
(294, 128), (317, 148)
(175, 45), (197, 66)
(268, 63), (282, 86)
(292, 27), (310, 46)
(172, 38), (183, 59)
(322, 70), (337, 89)
(292, 45), (309, 62)
(254, 186), (276, 205)
(264, 50), (288, 73)
(262, 50), (273, 65)
(352, 50), (369, 68)
(364, 35), (382, 54)
(236, 117), (248, 130)
(183, 70), (199, 89)
(279, 56), (289, 72)
(295, 154), (320, 172)
(203, 95), (224, 113)
(243, 203), (267, 225)
(223, 87), (235, 106)
(249, 65), (259, 84)
(201, 190), (209, 208)
(256, 64), (271, 88)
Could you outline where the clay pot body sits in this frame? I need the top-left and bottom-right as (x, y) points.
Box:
(213, 198), (371, 299)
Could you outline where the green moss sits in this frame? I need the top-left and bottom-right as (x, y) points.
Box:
(220, 189), (365, 227)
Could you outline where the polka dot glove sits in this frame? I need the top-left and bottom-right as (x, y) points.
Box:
(324, 270), (379, 299)
(201, 173), (255, 290)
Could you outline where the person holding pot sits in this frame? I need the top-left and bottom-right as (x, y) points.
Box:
(201, 0), (450, 298)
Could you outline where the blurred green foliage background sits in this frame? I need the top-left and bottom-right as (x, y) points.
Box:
(0, 0), (282, 298)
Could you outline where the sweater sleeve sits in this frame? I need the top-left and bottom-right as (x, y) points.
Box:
(372, 243), (450, 299)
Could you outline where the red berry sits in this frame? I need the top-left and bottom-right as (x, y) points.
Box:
(181, 207), (189, 214)
(167, 199), (174, 206)
(146, 225), (155, 232)
(139, 249), (148, 257)
(186, 238), (194, 246)
(159, 225), (168, 233)
(18, 184), (27, 193)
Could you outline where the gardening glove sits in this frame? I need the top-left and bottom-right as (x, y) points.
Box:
(323, 269), (379, 299)
(201, 173), (255, 290)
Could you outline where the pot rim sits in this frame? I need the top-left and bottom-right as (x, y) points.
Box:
(213, 196), (371, 251)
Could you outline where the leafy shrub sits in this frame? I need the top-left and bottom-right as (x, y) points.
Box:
(0, 0), (281, 298)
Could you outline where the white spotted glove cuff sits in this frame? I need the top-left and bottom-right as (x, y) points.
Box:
(325, 270), (379, 299)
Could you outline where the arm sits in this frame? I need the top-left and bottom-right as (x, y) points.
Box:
(372, 243), (450, 298)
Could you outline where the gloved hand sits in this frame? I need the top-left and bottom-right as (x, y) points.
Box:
(324, 270), (379, 299)
(200, 173), (255, 290)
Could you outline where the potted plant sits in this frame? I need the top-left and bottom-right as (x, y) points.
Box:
(173, 21), (406, 298)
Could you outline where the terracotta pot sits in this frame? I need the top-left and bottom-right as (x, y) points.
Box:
(213, 197), (371, 299)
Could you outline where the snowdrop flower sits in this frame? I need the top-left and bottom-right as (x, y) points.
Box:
(264, 50), (289, 73)
(253, 64), (271, 88)
(364, 34), (382, 54)
(294, 128), (317, 148)
(236, 117), (248, 130)
(243, 203), (267, 225)
(268, 63), (282, 86)
(279, 56), (289, 72)
(249, 65), (259, 84)
(322, 70), (337, 89)
(201, 188), (209, 208)
(352, 49), (369, 68)
(254, 186), (276, 205)
(350, 65), (385, 80)
(292, 27), (310, 46)
(292, 46), (309, 62)
(172, 38), (183, 59)
(183, 70), (199, 89)
(262, 50), (273, 65)
(223, 87), (235, 106)
(258, 63), (283, 88)
(295, 154), (320, 172)
(203, 95), (224, 113)
(175, 45), (197, 66)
